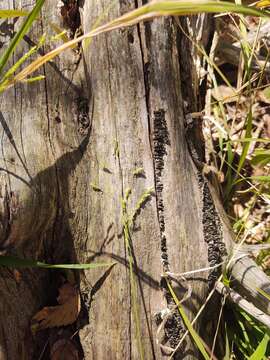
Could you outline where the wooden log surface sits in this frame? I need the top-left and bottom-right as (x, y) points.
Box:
(0, 1), (269, 359)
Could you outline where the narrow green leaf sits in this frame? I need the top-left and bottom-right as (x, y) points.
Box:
(0, 255), (114, 269)
(0, 0), (45, 75)
(237, 108), (253, 174)
(249, 333), (269, 360)
(0, 9), (28, 18)
(239, 310), (265, 335)
(248, 175), (270, 182)
(48, 21), (70, 44)
(225, 141), (234, 198)
(22, 75), (45, 83)
(233, 175), (270, 186)
(226, 138), (270, 144)
(224, 323), (232, 360)
(251, 149), (270, 166)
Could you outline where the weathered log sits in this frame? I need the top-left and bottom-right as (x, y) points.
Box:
(0, 1), (269, 359)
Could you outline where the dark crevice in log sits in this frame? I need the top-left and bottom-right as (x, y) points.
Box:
(200, 175), (227, 286)
(76, 97), (90, 136)
(185, 116), (227, 286)
(60, 0), (82, 39)
(152, 109), (170, 273)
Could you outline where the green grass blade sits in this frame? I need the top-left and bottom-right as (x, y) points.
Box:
(22, 75), (45, 83)
(249, 333), (269, 360)
(0, 0), (45, 75)
(0, 255), (114, 269)
(233, 175), (270, 186)
(1, 33), (45, 81)
(248, 176), (270, 182)
(224, 141), (234, 199)
(251, 149), (270, 166)
(238, 108), (253, 174)
(224, 322), (232, 360)
(226, 138), (270, 144)
(166, 279), (210, 360)
(231, 107), (253, 193)
(239, 310), (266, 335)
(48, 21), (69, 44)
(0, 9), (28, 18)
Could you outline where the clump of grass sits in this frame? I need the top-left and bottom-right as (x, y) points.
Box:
(225, 306), (270, 359)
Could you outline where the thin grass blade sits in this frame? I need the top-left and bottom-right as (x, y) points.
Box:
(22, 75), (45, 83)
(0, 9), (28, 18)
(249, 333), (269, 360)
(0, 0), (45, 75)
(166, 279), (210, 360)
(251, 149), (270, 166)
(48, 21), (70, 44)
(0, 255), (114, 269)
(235, 107), (253, 175)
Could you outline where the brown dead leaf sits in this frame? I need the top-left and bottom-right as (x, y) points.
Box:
(258, 87), (270, 104)
(31, 283), (80, 332)
(13, 269), (22, 284)
(211, 85), (245, 104)
(50, 339), (79, 360)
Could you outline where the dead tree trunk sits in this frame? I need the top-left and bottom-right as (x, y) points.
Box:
(0, 1), (270, 359)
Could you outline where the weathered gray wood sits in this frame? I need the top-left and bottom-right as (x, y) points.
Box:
(78, 2), (226, 359)
(216, 280), (270, 328)
(0, 1), (90, 358)
(1, 1), (270, 360)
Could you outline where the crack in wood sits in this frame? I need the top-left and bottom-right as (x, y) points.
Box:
(76, 97), (90, 136)
(60, 0), (81, 39)
(152, 109), (187, 353)
(184, 113), (227, 287)
(152, 109), (170, 273)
